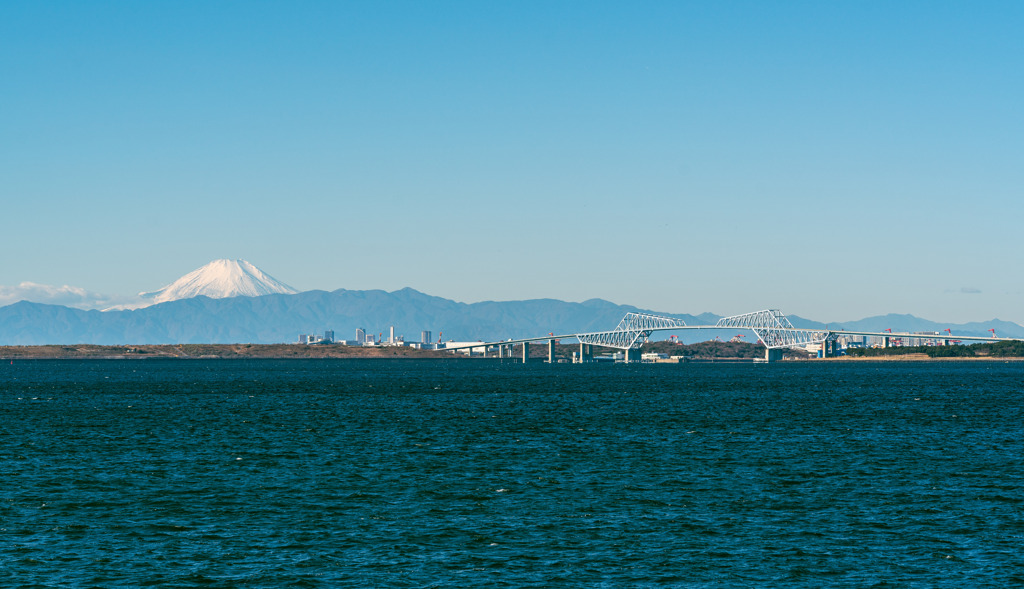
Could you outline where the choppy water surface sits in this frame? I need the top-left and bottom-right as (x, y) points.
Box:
(2, 359), (1023, 587)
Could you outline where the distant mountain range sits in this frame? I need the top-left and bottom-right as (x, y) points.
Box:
(0, 288), (708, 345)
(787, 314), (1024, 341)
(1, 259), (1020, 345)
(0, 288), (1020, 345)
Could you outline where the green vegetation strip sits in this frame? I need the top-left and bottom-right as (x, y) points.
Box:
(846, 340), (1024, 358)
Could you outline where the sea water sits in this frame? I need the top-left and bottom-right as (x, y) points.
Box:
(2, 359), (1022, 587)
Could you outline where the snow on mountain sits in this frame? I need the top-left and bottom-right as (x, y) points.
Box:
(138, 259), (298, 305)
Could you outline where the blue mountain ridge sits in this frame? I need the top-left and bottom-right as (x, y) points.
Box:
(0, 288), (1018, 345)
(787, 313), (1024, 339)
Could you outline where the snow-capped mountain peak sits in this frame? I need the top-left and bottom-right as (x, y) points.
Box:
(139, 259), (298, 305)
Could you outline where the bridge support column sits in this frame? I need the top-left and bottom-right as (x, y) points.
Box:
(822, 338), (840, 358)
(522, 342), (530, 364)
(578, 343), (592, 363)
(624, 348), (641, 363)
(548, 339), (556, 363)
(883, 336), (890, 348)
(765, 348), (783, 363)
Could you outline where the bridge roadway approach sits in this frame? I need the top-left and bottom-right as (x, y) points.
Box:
(444, 309), (1021, 363)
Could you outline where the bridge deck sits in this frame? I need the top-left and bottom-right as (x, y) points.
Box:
(444, 326), (1017, 351)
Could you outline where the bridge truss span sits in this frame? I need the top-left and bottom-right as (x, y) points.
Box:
(443, 305), (1019, 363)
(715, 309), (831, 349)
(576, 312), (688, 350)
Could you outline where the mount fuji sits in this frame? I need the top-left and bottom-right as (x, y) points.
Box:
(1, 259), (1023, 345)
(138, 259), (298, 306)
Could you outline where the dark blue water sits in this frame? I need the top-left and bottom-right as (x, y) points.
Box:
(2, 359), (1023, 587)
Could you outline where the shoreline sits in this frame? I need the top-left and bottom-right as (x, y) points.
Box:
(0, 344), (457, 360)
(822, 354), (1024, 362)
(2, 344), (1023, 362)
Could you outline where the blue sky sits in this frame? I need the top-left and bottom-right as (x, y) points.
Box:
(2, 1), (1022, 323)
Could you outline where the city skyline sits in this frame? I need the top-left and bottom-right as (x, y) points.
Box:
(2, 2), (1023, 324)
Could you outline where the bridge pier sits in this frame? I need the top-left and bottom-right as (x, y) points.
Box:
(765, 348), (783, 363)
(624, 348), (642, 363)
(576, 343), (593, 363)
(548, 339), (556, 363)
(522, 342), (530, 364)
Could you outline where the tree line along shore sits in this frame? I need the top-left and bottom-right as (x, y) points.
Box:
(843, 340), (1024, 359)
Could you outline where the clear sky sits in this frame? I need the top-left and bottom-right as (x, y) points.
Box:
(2, 1), (1022, 323)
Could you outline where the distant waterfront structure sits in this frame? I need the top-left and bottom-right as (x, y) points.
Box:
(297, 325), (421, 346)
(421, 331), (432, 344)
(297, 330), (335, 345)
(912, 331), (941, 346)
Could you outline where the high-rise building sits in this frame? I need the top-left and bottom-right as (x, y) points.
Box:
(356, 328), (366, 343)
(421, 331), (432, 344)
(324, 330), (334, 343)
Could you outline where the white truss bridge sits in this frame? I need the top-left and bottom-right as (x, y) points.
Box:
(445, 309), (1018, 362)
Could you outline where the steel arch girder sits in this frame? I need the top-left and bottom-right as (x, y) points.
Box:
(716, 309), (829, 349)
(751, 328), (831, 349)
(577, 329), (653, 350)
(576, 312), (687, 350)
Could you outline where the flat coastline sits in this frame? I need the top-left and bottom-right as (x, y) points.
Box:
(2, 345), (1022, 361)
(826, 353), (1024, 362)
(0, 344), (456, 360)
